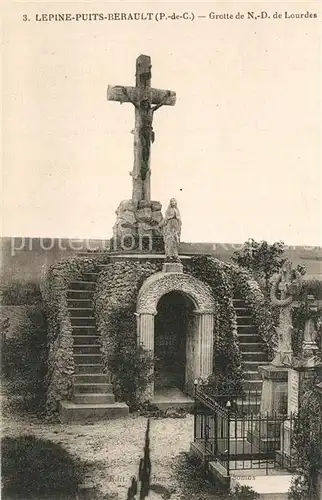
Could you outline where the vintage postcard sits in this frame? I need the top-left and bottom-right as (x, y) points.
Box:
(1, 1), (322, 499)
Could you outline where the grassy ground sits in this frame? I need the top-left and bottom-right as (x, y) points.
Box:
(1, 392), (221, 500)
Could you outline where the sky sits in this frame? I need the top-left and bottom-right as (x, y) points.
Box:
(2, 1), (321, 245)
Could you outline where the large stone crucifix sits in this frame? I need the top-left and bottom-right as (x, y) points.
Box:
(107, 55), (176, 204)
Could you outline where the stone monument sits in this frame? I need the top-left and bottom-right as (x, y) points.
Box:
(107, 55), (176, 250)
(277, 291), (321, 466)
(257, 260), (301, 418)
(270, 259), (302, 367)
(249, 261), (302, 451)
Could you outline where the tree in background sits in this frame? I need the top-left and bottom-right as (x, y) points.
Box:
(231, 239), (286, 296)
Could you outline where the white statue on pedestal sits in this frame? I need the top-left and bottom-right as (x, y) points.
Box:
(162, 198), (182, 262)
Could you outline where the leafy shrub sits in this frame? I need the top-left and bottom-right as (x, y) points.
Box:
(109, 336), (155, 406)
(227, 485), (260, 500)
(201, 373), (244, 400)
(289, 379), (322, 500)
(1, 306), (48, 414)
(1, 281), (42, 305)
(172, 452), (219, 499)
(1, 435), (87, 498)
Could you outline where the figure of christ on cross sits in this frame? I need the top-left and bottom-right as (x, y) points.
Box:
(107, 55), (176, 204)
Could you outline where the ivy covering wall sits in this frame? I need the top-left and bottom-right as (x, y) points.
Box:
(94, 260), (162, 404)
(186, 256), (243, 394)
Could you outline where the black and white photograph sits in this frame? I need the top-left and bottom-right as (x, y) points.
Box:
(1, 2), (322, 499)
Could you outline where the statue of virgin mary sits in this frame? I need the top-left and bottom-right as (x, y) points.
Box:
(162, 198), (182, 261)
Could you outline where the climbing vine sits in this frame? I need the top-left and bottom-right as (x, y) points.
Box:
(94, 260), (162, 406)
(225, 262), (277, 359)
(187, 256), (244, 395)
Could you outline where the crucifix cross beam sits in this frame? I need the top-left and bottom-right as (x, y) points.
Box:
(107, 54), (176, 204)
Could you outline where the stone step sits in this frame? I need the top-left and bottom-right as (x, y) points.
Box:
(73, 335), (100, 345)
(67, 290), (95, 300)
(242, 388), (262, 398)
(73, 373), (111, 384)
(70, 281), (96, 291)
(232, 299), (247, 308)
(238, 333), (262, 343)
(243, 361), (268, 371)
(241, 352), (268, 362)
(82, 272), (99, 281)
(59, 400), (129, 423)
(239, 342), (266, 352)
(243, 380), (263, 391)
(69, 308), (94, 318)
(74, 383), (113, 394)
(73, 393), (115, 404)
(71, 317), (96, 327)
(244, 370), (262, 380)
(72, 326), (97, 335)
(236, 399), (260, 413)
(237, 325), (256, 334)
(67, 298), (93, 309)
(73, 345), (101, 355)
(74, 354), (102, 364)
(234, 307), (252, 317)
(237, 316), (254, 326)
(74, 364), (104, 374)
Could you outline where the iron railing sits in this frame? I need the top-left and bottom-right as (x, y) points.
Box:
(194, 387), (297, 476)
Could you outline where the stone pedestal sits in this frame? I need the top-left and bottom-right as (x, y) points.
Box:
(112, 199), (164, 253)
(258, 365), (288, 414)
(162, 262), (183, 273)
(248, 364), (288, 451)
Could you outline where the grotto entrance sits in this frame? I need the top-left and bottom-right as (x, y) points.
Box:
(136, 269), (216, 401)
(154, 291), (194, 393)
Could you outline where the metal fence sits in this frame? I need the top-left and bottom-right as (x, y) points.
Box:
(194, 387), (297, 476)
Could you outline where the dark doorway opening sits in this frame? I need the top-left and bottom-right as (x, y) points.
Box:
(154, 291), (194, 393)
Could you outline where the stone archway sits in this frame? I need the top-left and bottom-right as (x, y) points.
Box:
(136, 270), (215, 400)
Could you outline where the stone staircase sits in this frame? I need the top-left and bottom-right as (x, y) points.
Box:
(59, 269), (129, 422)
(233, 298), (269, 413)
